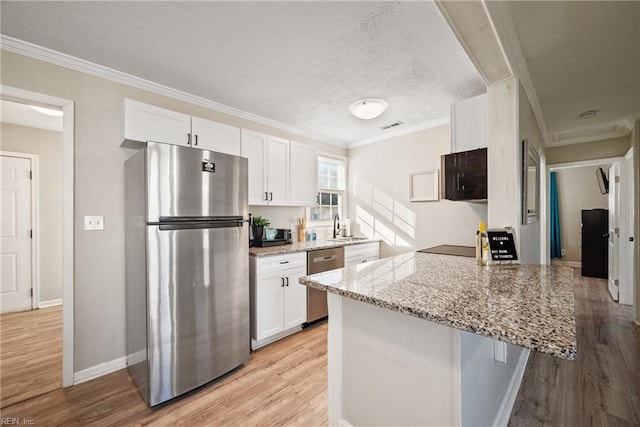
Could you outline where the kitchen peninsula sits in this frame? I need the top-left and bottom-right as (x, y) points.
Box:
(300, 251), (576, 426)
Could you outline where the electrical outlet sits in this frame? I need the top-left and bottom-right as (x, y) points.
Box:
(84, 215), (104, 231)
(493, 339), (507, 363)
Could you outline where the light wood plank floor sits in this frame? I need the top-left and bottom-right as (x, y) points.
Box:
(1, 273), (638, 426)
(0, 306), (62, 409)
(510, 271), (640, 426)
(0, 322), (328, 426)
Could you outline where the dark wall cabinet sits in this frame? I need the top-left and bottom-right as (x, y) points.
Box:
(442, 148), (487, 201)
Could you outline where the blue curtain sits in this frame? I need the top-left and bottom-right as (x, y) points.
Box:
(550, 171), (562, 258)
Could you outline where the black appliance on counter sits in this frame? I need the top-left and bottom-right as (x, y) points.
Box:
(251, 228), (292, 247)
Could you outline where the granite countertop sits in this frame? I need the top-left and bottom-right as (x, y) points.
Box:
(249, 238), (381, 257)
(299, 252), (577, 360)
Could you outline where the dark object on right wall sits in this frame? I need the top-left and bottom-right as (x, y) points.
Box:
(442, 148), (487, 201)
(595, 167), (609, 194)
(581, 208), (609, 279)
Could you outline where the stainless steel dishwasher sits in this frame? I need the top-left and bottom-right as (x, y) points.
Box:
(305, 246), (344, 325)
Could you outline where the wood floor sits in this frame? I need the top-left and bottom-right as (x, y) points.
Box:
(509, 271), (640, 426)
(1, 273), (638, 426)
(0, 305), (62, 409)
(0, 322), (328, 426)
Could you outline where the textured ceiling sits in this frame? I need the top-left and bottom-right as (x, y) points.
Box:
(0, 1), (485, 146)
(509, 1), (640, 141)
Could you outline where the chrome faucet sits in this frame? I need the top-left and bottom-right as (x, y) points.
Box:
(333, 213), (340, 238)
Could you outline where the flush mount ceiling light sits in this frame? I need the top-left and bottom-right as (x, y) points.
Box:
(349, 99), (388, 120)
(30, 105), (63, 117)
(579, 110), (599, 119)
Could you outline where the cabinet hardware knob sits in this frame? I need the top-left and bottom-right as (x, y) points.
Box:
(265, 192), (268, 201)
(281, 277), (285, 287)
(269, 192), (273, 201)
(187, 133), (191, 146)
(285, 277), (289, 286)
(194, 134), (198, 146)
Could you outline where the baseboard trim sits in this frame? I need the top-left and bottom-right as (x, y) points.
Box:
(551, 260), (581, 268)
(73, 356), (127, 385)
(38, 298), (62, 309)
(492, 348), (531, 427)
(251, 326), (303, 350)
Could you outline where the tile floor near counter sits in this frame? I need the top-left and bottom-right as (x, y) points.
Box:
(1, 271), (638, 425)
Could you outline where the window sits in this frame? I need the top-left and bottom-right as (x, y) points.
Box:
(309, 156), (346, 223)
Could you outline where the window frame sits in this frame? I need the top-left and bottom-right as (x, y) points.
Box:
(307, 153), (348, 226)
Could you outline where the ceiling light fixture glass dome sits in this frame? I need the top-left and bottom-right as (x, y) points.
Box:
(349, 99), (388, 120)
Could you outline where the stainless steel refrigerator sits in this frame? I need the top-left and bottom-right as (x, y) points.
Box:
(125, 142), (249, 406)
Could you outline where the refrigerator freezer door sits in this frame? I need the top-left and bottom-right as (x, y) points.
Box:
(146, 223), (250, 406)
(145, 142), (248, 222)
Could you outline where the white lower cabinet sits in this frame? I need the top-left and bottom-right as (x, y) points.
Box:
(344, 242), (380, 266)
(250, 252), (307, 349)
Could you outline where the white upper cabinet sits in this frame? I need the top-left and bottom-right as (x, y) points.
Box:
(191, 117), (242, 156)
(120, 99), (241, 155)
(242, 129), (269, 205)
(120, 99), (191, 147)
(242, 131), (292, 206)
(451, 93), (487, 153)
(289, 141), (318, 206)
(267, 136), (290, 206)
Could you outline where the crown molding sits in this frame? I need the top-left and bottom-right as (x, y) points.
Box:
(482, 1), (551, 146)
(347, 117), (450, 149)
(0, 35), (347, 149)
(621, 111), (640, 130)
(547, 126), (630, 148)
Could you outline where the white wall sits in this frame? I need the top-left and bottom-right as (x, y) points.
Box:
(518, 82), (546, 264)
(487, 79), (521, 254)
(460, 332), (526, 426)
(553, 165), (609, 262)
(0, 49), (343, 373)
(547, 136), (630, 165)
(347, 125), (487, 257)
(0, 122), (63, 302)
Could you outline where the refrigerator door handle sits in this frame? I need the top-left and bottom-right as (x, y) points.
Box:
(158, 220), (244, 231)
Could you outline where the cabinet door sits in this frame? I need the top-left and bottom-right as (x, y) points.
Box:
(191, 117), (241, 156)
(242, 130), (268, 205)
(121, 99), (191, 146)
(255, 272), (285, 341)
(283, 266), (308, 329)
(289, 141), (318, 206)
(451, 93), (487, 153)
(267, 136), (290, 205)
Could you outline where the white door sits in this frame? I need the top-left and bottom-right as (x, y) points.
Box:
(1, 155), (32, 313)
(620, 149), (635, 305)
(608, 163), (620, 301)
(267, 136), (290, 205)
(283, 266), (308, 329)
(289, 141), (318, 206)
(191, 117), (241, 156)
(241, 130), (268, 205)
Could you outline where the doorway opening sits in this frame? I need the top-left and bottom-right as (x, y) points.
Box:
(0, 86), (74, 405)
(546, 155), (634, 305)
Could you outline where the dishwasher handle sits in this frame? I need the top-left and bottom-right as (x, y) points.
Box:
(313, 255), (338, 263)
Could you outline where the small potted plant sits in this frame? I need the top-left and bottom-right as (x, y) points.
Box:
(252, 215), (271, 243)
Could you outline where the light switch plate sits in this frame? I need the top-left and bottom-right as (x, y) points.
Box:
(84, 215), (104, 231)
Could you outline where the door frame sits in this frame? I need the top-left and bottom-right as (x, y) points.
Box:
(1, 85), (75, 388)
(0, 151), (39, 310)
